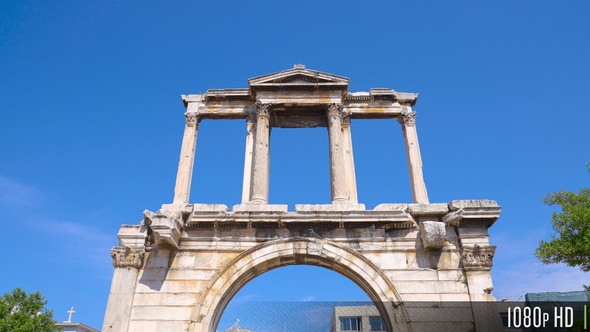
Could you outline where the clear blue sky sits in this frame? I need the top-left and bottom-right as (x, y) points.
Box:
(1, 1), (589, 330)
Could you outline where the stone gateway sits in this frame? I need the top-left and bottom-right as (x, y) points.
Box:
(102, 66), (502, 332)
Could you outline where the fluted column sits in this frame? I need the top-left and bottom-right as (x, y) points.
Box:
(173, 111), (199, 204)
(398, 107), (429, 203)
(327, 103), (348, 203)
(250, 102), (271, 203)
(241, 110), (257, 203)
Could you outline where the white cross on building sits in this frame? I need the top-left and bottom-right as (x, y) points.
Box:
(66, 306), (75, 322)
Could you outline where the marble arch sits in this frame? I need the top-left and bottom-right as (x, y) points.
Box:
(189, 237), (408, 332)
(102, 66), (502, 332)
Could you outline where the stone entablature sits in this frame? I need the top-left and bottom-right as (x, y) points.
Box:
(102, 66), (502, 332)
(181, 74), (418, 123)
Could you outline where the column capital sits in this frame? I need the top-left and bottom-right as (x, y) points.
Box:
(255, 102), (271, 118)
(327, 103), (343, 116)
(397, 111), (416, 126)
(184, 112), (200, 127)
(461, 245), (496, 271)
(110, 247), (145, 269)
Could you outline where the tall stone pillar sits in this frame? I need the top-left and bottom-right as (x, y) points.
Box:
(341, 111), (358, 203)
(327, 103), (349, 203)
(461, 245), (502, 331)
(173, 110), (200, 204)
(241, 110), (257, 203)
(102, 225), (147, 332)
(461, 245), (497, 300)
(250, 102), (271, 204)
(398, 107), (429, 203)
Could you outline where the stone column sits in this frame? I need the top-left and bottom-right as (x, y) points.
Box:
(173, 110), (200, 204)
(250, 102), (271, 204)
(398, 107), (429, 203)
(341, 111), (358, 203)
(327, 103), (349, 203)
(241, 110), (257, 203)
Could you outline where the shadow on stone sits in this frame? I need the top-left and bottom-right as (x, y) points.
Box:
(138, 246), (176, 291)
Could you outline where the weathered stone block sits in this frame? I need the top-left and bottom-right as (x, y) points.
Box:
(448, 199), (499, 210)
(408, 203), (449, 215)
(191, 204), (228, 212)
(295, 203), (366, 212)
(117, 225), (149, 248)
(437, 251), (460, 270)
(232, 203), (288, 212)
(388, 269), (438, 281)
(373, 203), (408, 211)
(132, 292), (199, 307)
(171, 252), (196, 269)
(130, 305), (193, 321)
(419, 221), (447, 249)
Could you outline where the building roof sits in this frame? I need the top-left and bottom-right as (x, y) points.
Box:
(54, 322), (100, 332)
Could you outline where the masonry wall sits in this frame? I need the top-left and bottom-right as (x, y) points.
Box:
(103, 200), (500, 332)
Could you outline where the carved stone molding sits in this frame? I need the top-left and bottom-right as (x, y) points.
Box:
(255, 102), (271, 118)
(443, 200), (502, 228)
(397, 111), (416, 126)
(144, 206), (185, 250)
(184, 112), (200, 127)
(461, 245), (496, 271)
(111, 247), (145, 269)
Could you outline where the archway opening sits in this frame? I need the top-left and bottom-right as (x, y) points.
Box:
(218, 265), (373, 331)
(190, 238), (406, 332)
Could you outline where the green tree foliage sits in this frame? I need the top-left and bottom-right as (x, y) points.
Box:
(536, 164), (590, 278)
(0, 287), (57, 332)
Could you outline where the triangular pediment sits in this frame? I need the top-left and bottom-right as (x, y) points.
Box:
(248, 65), (349, 94)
